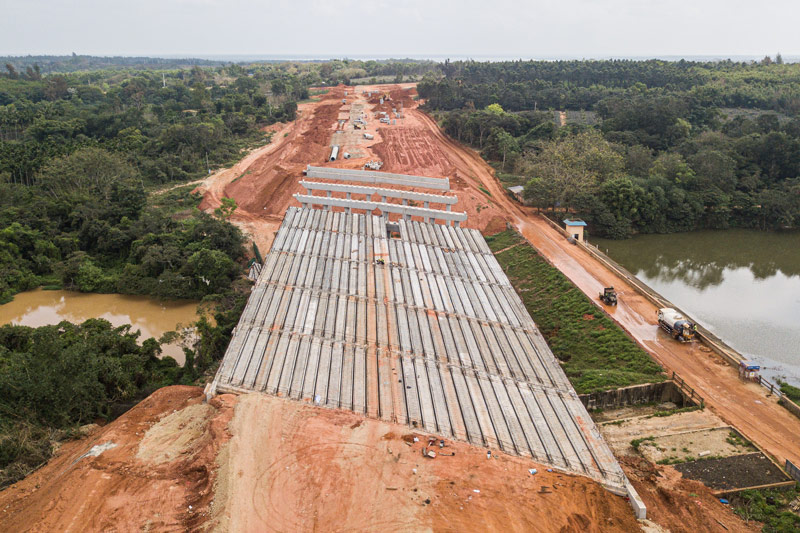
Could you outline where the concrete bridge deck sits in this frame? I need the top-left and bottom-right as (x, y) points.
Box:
(210, 206), (628, 493)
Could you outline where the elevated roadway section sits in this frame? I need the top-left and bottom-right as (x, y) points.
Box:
(210, 206), (636, 504)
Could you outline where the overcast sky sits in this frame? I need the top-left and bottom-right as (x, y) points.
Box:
(3, 0), (799, 59)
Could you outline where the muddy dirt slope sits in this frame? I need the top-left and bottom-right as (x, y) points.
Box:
(0, 387), (640, 533)
(0, 386), (236, 532)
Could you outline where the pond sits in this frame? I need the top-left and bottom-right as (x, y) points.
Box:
(0, 289), (203, 365)
(593, 229), (800, 387)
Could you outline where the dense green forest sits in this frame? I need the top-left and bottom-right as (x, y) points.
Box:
(419, 58), (800, 237)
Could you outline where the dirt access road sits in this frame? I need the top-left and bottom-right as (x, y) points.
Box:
(197, 82), (798, 470)
(196, 85), (510, 251)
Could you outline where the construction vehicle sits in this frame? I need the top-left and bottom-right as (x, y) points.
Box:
(657, 308), (697, 342)
(599, 287), (617, 306)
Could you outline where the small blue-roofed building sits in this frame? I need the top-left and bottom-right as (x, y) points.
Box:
(563, 219), (587, 242)
(738, 361), (760, 382)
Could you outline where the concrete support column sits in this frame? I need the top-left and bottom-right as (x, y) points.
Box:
(446, 204), (451, 212)
(428, 217), (434, 224)
(404, 214), (411, 221)
(326, 191), (332, 197)
(346, 192), (351, 200)
(366, 194), (372, 201)
(454, 220), (460, 228)
(402, 199), (408, 206)
(381, 196), (387, 203)
(424, 201), (430, 209)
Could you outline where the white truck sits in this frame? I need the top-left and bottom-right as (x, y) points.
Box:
(657, 308), (697, 342)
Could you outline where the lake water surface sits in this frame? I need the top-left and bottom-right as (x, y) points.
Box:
(594, 229), (800, 387)
(0, 289), (202, 364)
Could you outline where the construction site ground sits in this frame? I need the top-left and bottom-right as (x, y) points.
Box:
(197, 82), (800, 470)
(192, 82), (799, 528)
(597, 408), (732, 458)
(637, 427), (755, 465)
(211, 393), (640, 532)
(1, 83), (795, 531)
(673, 453), (791, 491)
(0, 386), (643, 533)
(0, 385), (759, 532)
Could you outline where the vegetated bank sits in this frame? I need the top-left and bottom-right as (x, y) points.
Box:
(731, 486), (800, 533)
(779, 381), (800, 406)
(419, 58), (800, 238)
(0, 180), (249, 490)
(485, 230), (664, 393)
(0, 288), (203, 363)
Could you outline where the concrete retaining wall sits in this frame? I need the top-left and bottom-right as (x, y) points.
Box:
(579, 381), (692, 411)
(780, 397), (800, 420)
(625, 481), (647, 519)
(786, 459), (800, 483)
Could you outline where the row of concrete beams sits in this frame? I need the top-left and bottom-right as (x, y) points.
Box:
(293, 194), (467, 226)
(299, 180), (458, 211)
(305, 165), (450, 191)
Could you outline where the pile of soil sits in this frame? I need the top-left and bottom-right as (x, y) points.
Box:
(674, 452), (791, 491)
(620, 456), (759, 532)
(0, 386), (236, 532)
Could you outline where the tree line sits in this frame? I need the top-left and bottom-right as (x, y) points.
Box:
(420, 58), (800, 237)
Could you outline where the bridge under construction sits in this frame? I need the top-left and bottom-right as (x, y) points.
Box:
(209, 167), (642, 512)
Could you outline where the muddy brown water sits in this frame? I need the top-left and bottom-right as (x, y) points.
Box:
(0, 289), (202, 365)
(594, 229), (800, 387)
